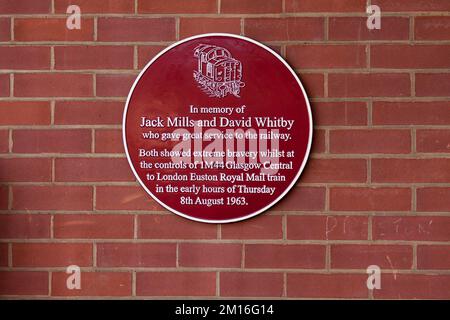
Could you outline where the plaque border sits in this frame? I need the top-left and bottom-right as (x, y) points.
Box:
(123, 33), (313, 224)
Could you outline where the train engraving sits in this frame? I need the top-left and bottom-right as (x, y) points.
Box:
(193, 44), (245, 98)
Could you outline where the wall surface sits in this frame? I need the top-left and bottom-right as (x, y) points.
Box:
(0, 0), (450, 299)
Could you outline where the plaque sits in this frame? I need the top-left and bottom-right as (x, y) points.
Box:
(123, 34), (312, 223)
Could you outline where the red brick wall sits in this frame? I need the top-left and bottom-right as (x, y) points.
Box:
(0, 0), (449, 299)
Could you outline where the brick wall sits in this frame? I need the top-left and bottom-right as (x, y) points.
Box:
(0, 0), (449, 299)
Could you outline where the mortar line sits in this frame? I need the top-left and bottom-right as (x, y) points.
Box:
(133, 214), (138, 239)
(93, 242), (97, 267)
(175, 17), (180, 41)
(50, 214), (54, 239)
(50, 46), (55, 69)
(216, 271), (220, 297)
(10, 17), (14, 41)
(93, 17), (98, 41)
(132, 270), (137, 296)
(9, 73), (13, 97)
(50, 100), (55, 125)
(48, 271), (52, 297)
(8, 129), (12, 153)
(91, 129), (95, 153)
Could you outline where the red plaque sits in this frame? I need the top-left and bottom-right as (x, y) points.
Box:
(123, 34), (312, 223)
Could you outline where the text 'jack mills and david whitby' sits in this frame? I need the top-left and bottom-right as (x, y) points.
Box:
(139, 116), (295, 131)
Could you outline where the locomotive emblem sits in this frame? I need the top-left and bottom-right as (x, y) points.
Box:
(193, 44), (245, 98)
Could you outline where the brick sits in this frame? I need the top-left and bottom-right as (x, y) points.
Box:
(138, 215), (217, 239)
(138, 46), (165, 68)
(55, 46), (134, 70)
(95, 129), (124, 153)
(0, 18), (10, 41)
(220, 272), (283, 297)
(12, 186), (93, 211)
(0, 101), (50, 125)
(179, 243), (242, 268)
(15, 73), (93, 97)
(374, 274), (450, 299)
(286, 0), (366, 12)
(96, 186), (161, 211)
(0, 272), (48, 296)
(52, 272), (131, 297)
(0, 214), (50, 239)
(287, 215), (368, 240)
(13, 243), (92, 267)
(221, 0), (282, 13)
(313, 102), (367, 126)
(0, 186), (7, 210)
(297, 73), (324, 98)
(13, 129), (91, 153)
(55, 0), (134, 13)
(417, 130), (450, 153)
(96, 74), (136, 97)
(245, 244), (325, 269)
(14, 18), (94, 41)
(0, 74), (9, 97)
(372, 45), (450, 69)
(300, 159), (367, 183)
(0, 243), (7, 266)
(0, 46), (50, 70)
(98, 18), (175, 42)
(0, 0), (51, 14)
(415, 16), (450, 40)
(373, 101), (450, 125)
(372, 158), (450, 183)
(416, 73), (450, 97)
(137, 272), (215, 296)
(0, 130), (7, 153)
(287, 274), (368, 298)
(180, 18), (241, 39)
(55, 158), (134, 182)
(373, 216), (450, 241)
(139, 0), (217, 13)
(329, 73), (411, 97)
(272, 186), (325, 211)
(245, 17), (323, 41)
(330, 129), (411, 154)
(55, 101), (123, 125)
(329, 17), (409, 40)
(97, 243), (176, 267)
(417, 245), (450, 270)
(287, 45), (366, 69)
(331, 245), (413, 269)
(312, 129), (326, 153)
(222, 215), (282, 239)
(417, 188), (450, 212)
(0, 158), (51, 182)
(372, 0), (450, 12)
(54, 214), (133, 239)
(330, 188), (411, 211)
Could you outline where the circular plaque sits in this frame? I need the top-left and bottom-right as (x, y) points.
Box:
(123, 33), (312, 223)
